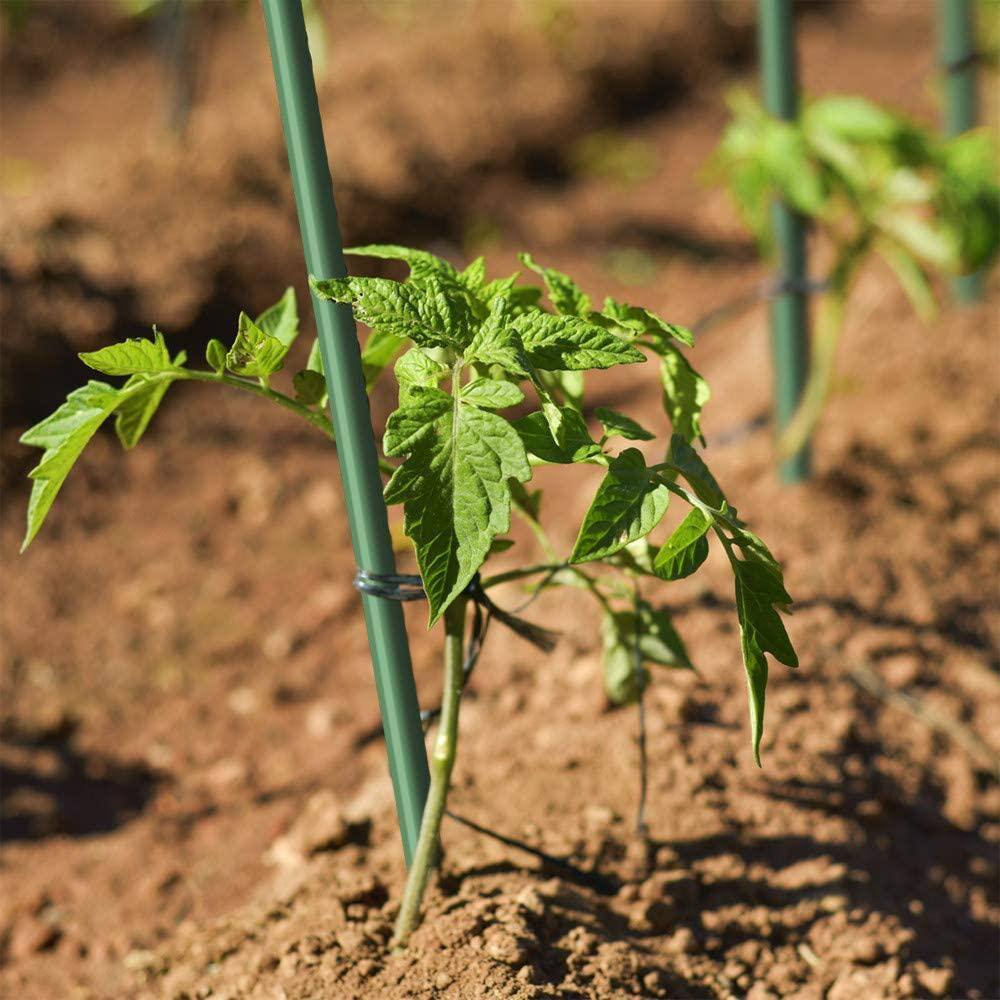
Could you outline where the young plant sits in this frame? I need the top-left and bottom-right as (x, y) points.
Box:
(712, 91), (999, 457)
(20, 245), (797, 947)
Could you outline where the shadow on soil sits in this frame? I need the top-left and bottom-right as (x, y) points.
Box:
(0, 716), (162, 842)
(664, 736), (998, 998)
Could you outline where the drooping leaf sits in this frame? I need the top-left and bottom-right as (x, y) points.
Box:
(601, 601), (694, 704)
(666, 434), (726, 508)
(595, 406), (655, 441)
(601, 609), (648, 706)
(653, 508), (712, 580)
(226, 312), (289, 380)
(518, 252), (591, 316)
(79, 331), (175, 376)
(21, 381), (125, 549)
(114, 374), (173, 449)
(659, 346), (710, 443)
(512, 311), (645, 372)
(254, 287), (299, 347)
(733, 551), (798, 766)
(571, 448), (670, 563)
(383, 389), (531, 623)
(514, 407), (602, 464)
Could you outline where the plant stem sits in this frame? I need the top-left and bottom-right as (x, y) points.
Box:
(178, 369), (335, 438)
(177, 368), (397, 475)
(391, 596), (467, 949)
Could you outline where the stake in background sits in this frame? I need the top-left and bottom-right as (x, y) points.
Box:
(759, 0), (811, 484)
(939, 0), (983, 303)
(261, 0), (430, 866)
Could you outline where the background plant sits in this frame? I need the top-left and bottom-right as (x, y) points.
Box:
(711, 91), (1000, 457)
(21, 246), (797, 947)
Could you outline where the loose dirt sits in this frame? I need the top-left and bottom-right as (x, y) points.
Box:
(2, 3), (997, 998)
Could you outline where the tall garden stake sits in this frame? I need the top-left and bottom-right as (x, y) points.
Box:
(261, 0), (429, 864)
(939, 0), (982, 302)
(759, 0), (811, 483)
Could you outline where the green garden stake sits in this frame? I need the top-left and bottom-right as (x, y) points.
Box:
(261, 0), (429, 865)
(759, 0), (811, 483)
(939, 0), (983, 302)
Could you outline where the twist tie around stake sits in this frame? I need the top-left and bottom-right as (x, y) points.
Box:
(354, 569), (558, 729)
(943, 51), (983, 75)
(765, 274), (831, 299)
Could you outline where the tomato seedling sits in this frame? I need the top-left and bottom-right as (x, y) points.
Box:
(21, 245), (797, 946)
(712, 92), (999, 457)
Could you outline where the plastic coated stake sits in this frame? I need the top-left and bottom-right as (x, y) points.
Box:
(261, 0), (429, 865)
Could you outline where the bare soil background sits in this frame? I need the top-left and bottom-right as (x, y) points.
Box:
(1, 2), (997, 998)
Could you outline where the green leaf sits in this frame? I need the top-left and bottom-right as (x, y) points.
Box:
(510, 480), (542, 521)
(226, 312), (289, 380)
(395, 348), (448, 395)
(114, 374), (172, 449)
(877, 241), (936, 323)
(304, 337), (328, 408)
(601, 298), (694, 348)
(601, 609), (648, 706)
(206, 338), (227, 374)
(344, 244), (459, 283)
(518, 252), (591, 316)
(254, 287), (298, 347)
(383, 389), (531, 623)
(733, 553), (797, 766)
(20, 381), (125, 550)
(466, 297), (527, 375)
(311, 275), (475, 349)
(460, 378), (524, 409)
(479, 275), (543, 315)
(512, 311), (645, 372)
(653, 508), (712, 580)
(293, 369), (327, 405)
(459, 256), (486, 291)
(571, 449), (670, 563)
(538, 368), (585, 411)
(79, 331), (174, 376)
(595, 406), (655, 441)
(383, 386), (454, 455)
(514, 407), (602, 464)
(361, 328), (407, 390)
(601, 601), (693, 705)
(659, 346), (710, 443)
(667, 434), (726, 508)
(804, 95), (900, 144)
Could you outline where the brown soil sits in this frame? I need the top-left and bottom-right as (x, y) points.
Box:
(2, 3), (997, 999)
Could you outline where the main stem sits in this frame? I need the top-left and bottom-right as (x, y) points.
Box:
(392, 597), (467, 949)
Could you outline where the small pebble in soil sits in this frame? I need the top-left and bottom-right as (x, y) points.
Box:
(916, 965), (954, 997)
(355, 958), (378, 978)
